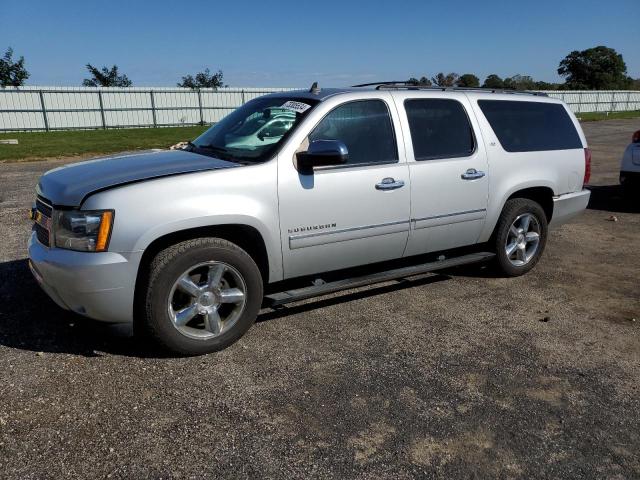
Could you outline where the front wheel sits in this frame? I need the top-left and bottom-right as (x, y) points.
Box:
(140, 238), (263, 355)
(492, 198), (548, 277)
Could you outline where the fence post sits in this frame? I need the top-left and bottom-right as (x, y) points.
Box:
(38, 90), (49, 132)
(149, 90), (157, 127)
(626, 91), (632, 111)
(97, 91), (106, 129)
(241, 89), (246, 104)
(610, 91), (616, 112)
(197, 89), (204, 125)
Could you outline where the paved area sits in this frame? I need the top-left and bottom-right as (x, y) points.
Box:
(0, 120), (638, 479)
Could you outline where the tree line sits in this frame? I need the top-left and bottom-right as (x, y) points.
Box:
(409, 47), (640, 91)
(1, 45), (639, 90)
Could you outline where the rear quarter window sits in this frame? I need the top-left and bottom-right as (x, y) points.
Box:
(478, 100), (582, 152)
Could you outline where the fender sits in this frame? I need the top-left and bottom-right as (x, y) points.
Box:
(81, 161), (285, 282)
(479, 178), (557, 243)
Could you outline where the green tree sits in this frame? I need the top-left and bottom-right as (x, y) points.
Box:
(533, 80), (560, 90)
(178, 68), (225, 89)
(482, 74), (504, 89)
(82, 64), (132, 87)
(456, 73), (480, 88)
(503, 74), (536, 91)
(0, 47), (29, 87)
(407, 76), (432, 86)
(431, 72), (459, 87)
(558, 46), (631, 90)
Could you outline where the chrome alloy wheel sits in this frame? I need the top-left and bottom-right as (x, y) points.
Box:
(505, 213), (541, 267)
(167, 261), (247, 340)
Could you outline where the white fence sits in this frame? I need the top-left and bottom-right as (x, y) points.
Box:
(0, 86), (293, 131)
(542, 90), (640, 114)
(0, 87), (638, 132)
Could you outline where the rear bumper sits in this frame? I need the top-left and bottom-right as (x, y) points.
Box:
(620, 171), (640, 185)
(28, 232), (141, 323)
(549, 189), (590, 228)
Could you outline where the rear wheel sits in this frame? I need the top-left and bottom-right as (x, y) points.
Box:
(140, 238), (263, 355)
(492, 198), (548, 277)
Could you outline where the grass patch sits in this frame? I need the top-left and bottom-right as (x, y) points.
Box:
(0, 125), (209, 162)
(577, 110), (640, 122)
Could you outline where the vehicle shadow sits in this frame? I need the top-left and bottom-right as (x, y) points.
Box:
(0, 258), (452, 357)
(587, 184), (640, 214)
(0, 258), (145, 357)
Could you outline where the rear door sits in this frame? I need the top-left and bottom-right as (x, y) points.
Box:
(391, 92), (489, 256)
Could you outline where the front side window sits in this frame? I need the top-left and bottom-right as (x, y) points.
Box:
(404, 99), (475, 161)
(308, 100), (398, 166)
(192, 97), (318, 163)
(478, 100), (582, 152)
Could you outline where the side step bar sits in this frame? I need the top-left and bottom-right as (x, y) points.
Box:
(264, 251), (495, 307)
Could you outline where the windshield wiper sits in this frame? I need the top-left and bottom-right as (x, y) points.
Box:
(193, 144), (254, 164)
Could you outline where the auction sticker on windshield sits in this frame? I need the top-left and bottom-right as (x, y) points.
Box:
(280, 101), (311, 113)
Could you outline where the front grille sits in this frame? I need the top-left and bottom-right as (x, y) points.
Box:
(33, 196), (53, 247)
(34, 223), (50, 247)
(36, 196), (52, 217)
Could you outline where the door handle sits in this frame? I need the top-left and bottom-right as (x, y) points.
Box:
(461, 168), (486, 180)
(376, 177), (405, 190)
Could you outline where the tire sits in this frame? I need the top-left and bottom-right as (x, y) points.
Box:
(140, 237), (263, 355)
(492, 198), (548, 277)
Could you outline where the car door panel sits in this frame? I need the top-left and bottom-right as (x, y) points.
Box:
(391, 92), (489, 257)
(277, 94), (410, 279)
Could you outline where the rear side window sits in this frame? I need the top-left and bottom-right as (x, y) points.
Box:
(309, 100), (398, 166)
(478, 100), (582, 152)
(404, 99), (475, 161)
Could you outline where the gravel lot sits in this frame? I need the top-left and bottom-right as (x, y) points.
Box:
(0, 120), (639, 479)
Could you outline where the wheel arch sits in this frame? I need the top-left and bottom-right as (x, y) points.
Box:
(133, 224), (271, 322)
(505, 186), (554, 223)
(480, 183), (556, 243)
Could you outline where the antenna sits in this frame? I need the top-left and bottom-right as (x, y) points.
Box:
(309, 82), (320, 94)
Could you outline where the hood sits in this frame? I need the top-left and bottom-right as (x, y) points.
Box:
(37, 149), (239, 207)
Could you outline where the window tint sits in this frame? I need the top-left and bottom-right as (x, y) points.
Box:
(309, 100), (397, 166)
(404, 99), (475, 160)
(478, 100), (582, 152)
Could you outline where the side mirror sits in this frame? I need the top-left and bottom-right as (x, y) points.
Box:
(296, 140), (348, 172)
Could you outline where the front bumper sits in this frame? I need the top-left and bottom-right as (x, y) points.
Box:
(549, 189), (591, 228)
(28, 232), (142, 323)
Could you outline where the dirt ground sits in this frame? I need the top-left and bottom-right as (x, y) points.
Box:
(0, 120), (638, 479)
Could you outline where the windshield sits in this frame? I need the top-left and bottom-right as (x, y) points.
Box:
(192, 97), (319, 163)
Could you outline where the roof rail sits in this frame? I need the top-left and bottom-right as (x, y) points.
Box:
(351, 81), (548, 97)
(351, 81), (410, 88)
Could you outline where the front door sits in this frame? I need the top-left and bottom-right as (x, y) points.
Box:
(278, 96), (410, 279)
(391, 92), (489, 256)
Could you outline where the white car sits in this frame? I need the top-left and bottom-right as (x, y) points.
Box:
(620, 129), (640, 193)
(29, 82), (591, 355)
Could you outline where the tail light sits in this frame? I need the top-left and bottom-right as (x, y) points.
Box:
(633, 130), (640, 143)
(583, 148), (591, 186)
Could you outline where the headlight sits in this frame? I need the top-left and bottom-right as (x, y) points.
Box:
(54, 210), (114, 252)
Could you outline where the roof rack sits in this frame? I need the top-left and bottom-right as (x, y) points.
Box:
(351, 81), (548, 97)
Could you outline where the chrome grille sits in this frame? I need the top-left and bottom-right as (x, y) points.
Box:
(33, 196), (53, 247)
(36, 196), (53, 217)
(34, 223), (50, 246)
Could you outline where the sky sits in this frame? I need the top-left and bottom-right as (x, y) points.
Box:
(1, 0), (639, 88)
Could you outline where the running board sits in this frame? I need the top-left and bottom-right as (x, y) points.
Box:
(264, 251), (495, 307)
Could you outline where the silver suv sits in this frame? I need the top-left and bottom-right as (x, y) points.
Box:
(29, 83), (591, 355)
